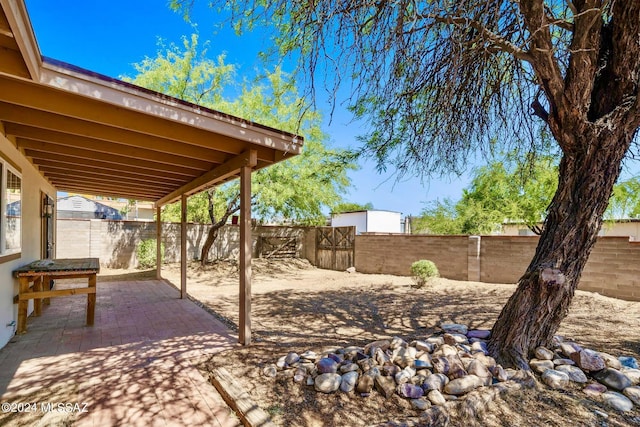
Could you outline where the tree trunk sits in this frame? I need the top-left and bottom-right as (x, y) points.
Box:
(200, 222), (223, 266)
(200, 190), (241, 265)
(488, 130), (632, 369)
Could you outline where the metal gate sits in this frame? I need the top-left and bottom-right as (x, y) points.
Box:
(316, 226), (355, 271)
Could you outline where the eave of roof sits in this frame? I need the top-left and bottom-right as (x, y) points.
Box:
(0, 0), (304, 205)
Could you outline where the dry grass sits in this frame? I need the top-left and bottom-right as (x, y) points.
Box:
(152, 259), (640, 426)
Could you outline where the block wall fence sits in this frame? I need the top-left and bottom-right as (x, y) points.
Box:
(55, 220), (640, 302)
(56, 219), (313, 269)
(355, 234), (640, 302)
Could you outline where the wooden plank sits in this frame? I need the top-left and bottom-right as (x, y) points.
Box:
(180, 194), (187, 299)
(209, 367), (275, 427)
(87, 274), (96, 326)
(239, 165), (252, 345)
(33, 276), (42, 316)
(156, 206), (162, 280)
(17, 277), (29, 334)
(156, 150), (257, 207)
(19, 287), (96, 300)
(13, 258), (100, 275)
(14, 272), (97, 280)
(43, 275), (51, 305)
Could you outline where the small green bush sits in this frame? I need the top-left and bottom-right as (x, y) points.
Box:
(410, 260), (439, 288)
(136, 239), (164, 269)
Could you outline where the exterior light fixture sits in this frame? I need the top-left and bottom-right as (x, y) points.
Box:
(43, 197), (54, 218)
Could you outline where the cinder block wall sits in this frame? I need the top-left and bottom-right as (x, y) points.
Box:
(355, 234), (640, 301)
(354, 234), (469, 280)
(580, 237), (640, 300)
(56, 219), (310, 268)
(480, 236), (538, 283)
(56, 220), (640, 301)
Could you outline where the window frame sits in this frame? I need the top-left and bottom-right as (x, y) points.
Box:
(0, 154), (22, 262)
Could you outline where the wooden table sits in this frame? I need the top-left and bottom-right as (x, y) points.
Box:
(13, 258), (100, 334)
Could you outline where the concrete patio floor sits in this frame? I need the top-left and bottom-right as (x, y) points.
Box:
(0, 278), (241, 427)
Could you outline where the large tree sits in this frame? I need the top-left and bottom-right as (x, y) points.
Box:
(414, 155), (559, 235)
(125, 35), (355, 263)
(415, 157), (640, 234)
(173, 1), (640, 368)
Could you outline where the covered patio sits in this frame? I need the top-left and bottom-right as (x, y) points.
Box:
(0, 276), (240, 426)
(0, 0), (302, 425)
(1, 0), (302, 344)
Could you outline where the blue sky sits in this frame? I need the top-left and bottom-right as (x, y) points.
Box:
(24, 0), (471, 216)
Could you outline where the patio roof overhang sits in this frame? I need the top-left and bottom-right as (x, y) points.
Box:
(0, 0), (303, 206)
(1, 0), (303, 345)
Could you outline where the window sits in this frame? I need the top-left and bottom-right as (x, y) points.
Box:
(1, 159), (21, 256)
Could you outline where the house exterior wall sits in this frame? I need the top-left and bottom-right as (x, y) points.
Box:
(0, 130), (56, 348)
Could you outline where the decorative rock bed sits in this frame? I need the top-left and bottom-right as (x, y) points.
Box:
(263, 323), (640, 415)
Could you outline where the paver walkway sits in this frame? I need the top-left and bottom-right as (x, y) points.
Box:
(0, 278), (241, 427)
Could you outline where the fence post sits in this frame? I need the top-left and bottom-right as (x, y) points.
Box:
(468, 236), (481, 282)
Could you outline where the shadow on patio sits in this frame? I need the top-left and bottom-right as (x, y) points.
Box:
(0, 275), (241, 427)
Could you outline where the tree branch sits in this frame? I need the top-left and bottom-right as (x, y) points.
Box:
(518, 0), (571, 151)
(543, 4), (574, 32)
(531, 96), (549, 123)
(425, 13), (532, 62)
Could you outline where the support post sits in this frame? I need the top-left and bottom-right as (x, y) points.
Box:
(87, 273), (96, 326)
(156, 205), (162, 280)
(180, 194), (187, 299)
(33, 277), (42, 316)
(239, 165), (252, 345)
(17, 277), (29, 333)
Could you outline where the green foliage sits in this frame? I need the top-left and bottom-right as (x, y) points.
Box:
(607, 177), (640, 220)
(168, 0), (574, 178)
(125, 34), (234, 109)
(414, 154), (640, 235)
(410, 260), (439, 288)
(414, 155), (558, 235)
(136, 239), (164, 269)
(332, 202), (374, 214)
(125, 34), (356, 225)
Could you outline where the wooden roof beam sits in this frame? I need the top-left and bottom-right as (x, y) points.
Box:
(0, 75), (286, 162)
(21, 145), (204, 177)
(38, 164), (186, 185)
(53, 179), (167, 198)
(43, 170), (176, 191)
(6, 123), (217, 169)
(54, 184), (163, 201)
(156, 150), (257, 207)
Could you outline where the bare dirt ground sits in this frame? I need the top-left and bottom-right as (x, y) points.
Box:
(108, 259), (640, 426)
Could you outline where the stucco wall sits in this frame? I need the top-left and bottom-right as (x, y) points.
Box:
(0, 129), (56, 348)
(56, 220), (313, 268)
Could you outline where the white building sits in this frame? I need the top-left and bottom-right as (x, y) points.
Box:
(502, 219), (640, 240)
(331, 210), (402, 235)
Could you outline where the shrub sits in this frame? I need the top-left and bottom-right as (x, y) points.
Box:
(136, 239), (164, 269)
(410, 260), (439, 288)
